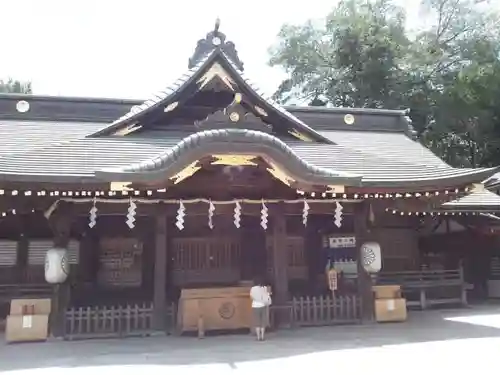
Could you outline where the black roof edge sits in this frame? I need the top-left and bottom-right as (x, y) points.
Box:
(0, 94), (411, 119)
(289, 106), (407, 116)
(0, 92), (141, 105)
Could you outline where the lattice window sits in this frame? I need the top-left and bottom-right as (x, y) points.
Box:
(0, 240), (18, 266)
(172, 237), (240, 271)
(171, 237), (241, 286)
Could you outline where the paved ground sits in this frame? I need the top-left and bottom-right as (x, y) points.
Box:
(2, 305), (500, 374)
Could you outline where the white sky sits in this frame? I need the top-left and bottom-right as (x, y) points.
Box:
(0, 0), (484, 99)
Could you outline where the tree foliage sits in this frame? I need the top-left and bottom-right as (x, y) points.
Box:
(269, 0), (500, 167)
(0, 78), (32, 94)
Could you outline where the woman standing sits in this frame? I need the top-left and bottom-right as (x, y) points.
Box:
(250, 276), (272, 341)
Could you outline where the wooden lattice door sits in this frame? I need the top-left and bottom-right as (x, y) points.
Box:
(266, 236), (307, 280)
(171, 237), (241, 286)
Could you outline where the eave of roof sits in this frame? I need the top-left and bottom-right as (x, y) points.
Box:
(442, 185), (500, 210)
(0, 121), (496, 189)
(95, 128), (362, 186)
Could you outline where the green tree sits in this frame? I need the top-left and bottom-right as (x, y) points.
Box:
(269, 0), (500, 168)
(269, 0), (409, 108)
(0, 78), (32, 94)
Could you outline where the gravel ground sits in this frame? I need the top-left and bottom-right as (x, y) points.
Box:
(1, 306), (500, 375)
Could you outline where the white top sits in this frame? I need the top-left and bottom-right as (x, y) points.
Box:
(250, 285), (271, 308)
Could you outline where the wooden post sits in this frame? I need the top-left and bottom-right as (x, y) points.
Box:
(152, 206), (168, 331)
(49, 201), (73, 338)
(354, 201), (374, 322)
(271, 204), (288, 307)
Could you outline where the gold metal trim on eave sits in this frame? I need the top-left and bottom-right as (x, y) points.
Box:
(288, 129), (314, 142)
(326, 185), (345, 194)
(211, 155), (258, 166)
(110, 182), (133, 191)
(266, 162), (295, 186)
(197, 62), (236, 91)
(112, 124), (143, 136)
(170, 161), (202, 184)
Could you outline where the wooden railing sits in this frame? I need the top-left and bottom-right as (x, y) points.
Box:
(64, 303), (155, 340)
(270, 294), (361, 328)
(376, 268), (467, 309)
(64, 302), (178, 340)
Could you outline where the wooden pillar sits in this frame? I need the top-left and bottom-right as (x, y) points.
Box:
(152, 206), (168, 331)
(354, 201), (374, 322)
(272, 204), (288, 305)
(49, 201), (74, 338)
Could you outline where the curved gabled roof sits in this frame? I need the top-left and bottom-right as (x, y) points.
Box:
(89, 37), (331, 143)
(95, 128), (361, 186)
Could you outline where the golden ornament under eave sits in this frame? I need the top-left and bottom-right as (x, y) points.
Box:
(266, 163), (294, 186)
(211, 155), (258, 166)
(170, 161), (201, 184)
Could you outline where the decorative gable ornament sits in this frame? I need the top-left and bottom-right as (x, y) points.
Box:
(188, 18), (244, 71)
(361, 242), (382, 273)
(45, 248), (69, 284)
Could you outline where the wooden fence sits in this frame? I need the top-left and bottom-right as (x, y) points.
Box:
(270, 294), (361, 328)
(376, 268), (467, 309)
(64, 303), (160, 340)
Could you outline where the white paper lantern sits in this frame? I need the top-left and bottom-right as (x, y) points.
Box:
(45, 248), (70, 284)
(361, 242), (382, 273)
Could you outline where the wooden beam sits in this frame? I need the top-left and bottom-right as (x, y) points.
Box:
(354, 201), (374, 322)
(271, 204), (288, 306)
(49, 201), (74, 338)
(152, 204), (168, 332)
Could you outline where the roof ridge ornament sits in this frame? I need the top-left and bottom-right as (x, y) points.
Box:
(188, 18), (244, 71)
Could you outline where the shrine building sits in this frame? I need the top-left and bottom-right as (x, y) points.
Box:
(0, 21), (499, 339)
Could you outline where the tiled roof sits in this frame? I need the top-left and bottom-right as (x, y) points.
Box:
(96, 129), (361, 186)
(442, 188), (500, 209)
(89, 52), (217, 137)
(90, 50), (331, 143)
(0, 123), (495, 187)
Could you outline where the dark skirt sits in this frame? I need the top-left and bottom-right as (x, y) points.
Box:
(252, 306), (269, 328)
